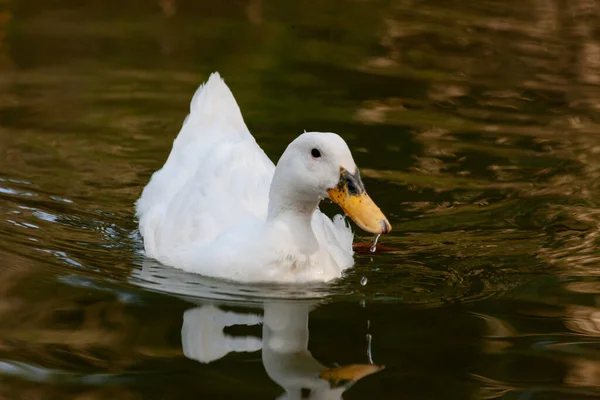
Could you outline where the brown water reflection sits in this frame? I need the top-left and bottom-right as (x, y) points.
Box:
(1, 0), (600, 398)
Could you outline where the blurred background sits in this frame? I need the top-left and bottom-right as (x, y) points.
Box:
(1, 0), (600, 399)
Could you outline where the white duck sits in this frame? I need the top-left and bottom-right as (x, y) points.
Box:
(136, 72), (390, 283)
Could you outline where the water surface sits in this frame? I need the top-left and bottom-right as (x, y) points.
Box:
(1, 1), (600, 398)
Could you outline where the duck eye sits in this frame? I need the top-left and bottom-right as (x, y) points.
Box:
(311, 148), (321, 158)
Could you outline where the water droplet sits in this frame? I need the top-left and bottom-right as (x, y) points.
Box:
(366, 333), (374, 364)
(360, 276), (368, 286)
(369, 234), (381, 253)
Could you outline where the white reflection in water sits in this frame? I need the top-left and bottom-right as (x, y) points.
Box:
(134, 258), (383, 399)
(181, 301), (383, 400)
(182, 306), (262, 363)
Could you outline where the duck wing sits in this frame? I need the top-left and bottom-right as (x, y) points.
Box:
(136, 73), (275, 259)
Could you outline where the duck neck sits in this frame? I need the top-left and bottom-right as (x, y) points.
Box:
(266, 176), (321, 255)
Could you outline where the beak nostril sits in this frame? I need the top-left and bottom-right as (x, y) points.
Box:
(346, 181), (358, 195)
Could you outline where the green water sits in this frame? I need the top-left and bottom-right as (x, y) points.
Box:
(1, 0), (600, 398)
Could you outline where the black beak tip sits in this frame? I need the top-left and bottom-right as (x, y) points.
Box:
(381, 220), (391, 234)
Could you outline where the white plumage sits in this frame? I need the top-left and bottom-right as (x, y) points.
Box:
(136, 72), (358, 283)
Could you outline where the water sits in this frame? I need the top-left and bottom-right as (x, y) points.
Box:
(1, 0), (600, 398)
(366, 333), (374, 365)
(369, 234), (380, 253)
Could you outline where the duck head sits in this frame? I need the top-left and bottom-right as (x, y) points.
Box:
(269, 132), (391, 235)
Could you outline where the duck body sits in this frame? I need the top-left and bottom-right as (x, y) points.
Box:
(136, 73), (389, 283)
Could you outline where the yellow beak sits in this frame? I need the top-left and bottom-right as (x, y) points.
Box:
(319, 364), (385, 387)
(327, 168), (391, 235)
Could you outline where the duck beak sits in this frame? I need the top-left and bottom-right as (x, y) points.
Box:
(319, 364), (385, 387)
(327, 168), (391, 235)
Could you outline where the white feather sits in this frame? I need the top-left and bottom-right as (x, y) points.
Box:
(136, 73), (355, 283)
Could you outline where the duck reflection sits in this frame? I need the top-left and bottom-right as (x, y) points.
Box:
(181, 301), (382, 399)
(134, 258), (383, 399)
(181, 305), (262, 363)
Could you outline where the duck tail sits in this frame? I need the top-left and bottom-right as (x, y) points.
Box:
(189, 72), (245, 128)
(168, 72), (248, 154)
(135, 72), (251, 256)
